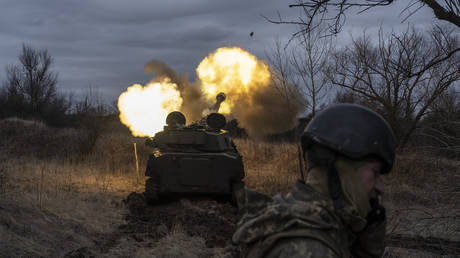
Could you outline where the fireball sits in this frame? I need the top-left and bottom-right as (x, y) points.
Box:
(118, 79), (182, 137)
(196, 47), (271, 114)
(118, 46), (282, 137)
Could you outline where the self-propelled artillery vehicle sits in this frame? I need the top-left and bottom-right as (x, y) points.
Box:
(144, 93), (245, 205)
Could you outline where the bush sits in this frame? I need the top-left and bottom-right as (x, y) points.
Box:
(0, 118), (92, 159)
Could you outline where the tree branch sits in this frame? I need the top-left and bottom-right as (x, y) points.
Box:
(419, 0), (460, 27)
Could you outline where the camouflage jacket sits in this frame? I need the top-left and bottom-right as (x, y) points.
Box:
(233, 180), (361, 258)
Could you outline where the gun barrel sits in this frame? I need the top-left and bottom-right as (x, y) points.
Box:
(211, 92), (226, 113)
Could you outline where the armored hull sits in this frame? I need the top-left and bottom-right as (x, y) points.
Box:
(144, 112), (245, 205)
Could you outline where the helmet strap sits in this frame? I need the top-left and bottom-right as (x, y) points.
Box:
(327, 156), (344, 210)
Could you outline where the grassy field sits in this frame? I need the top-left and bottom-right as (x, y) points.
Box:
(234, 138), (300, 194)
(0, 118), (459, 257)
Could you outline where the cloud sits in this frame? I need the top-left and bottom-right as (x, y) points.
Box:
(0, 0), (434, 104)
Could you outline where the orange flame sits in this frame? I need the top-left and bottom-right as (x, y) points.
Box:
(196, 47), (271, 114)
(118, 79), (182, 137)
(118, 47), (276, 137)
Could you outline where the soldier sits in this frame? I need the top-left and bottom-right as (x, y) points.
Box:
(233, 103), (396, 257)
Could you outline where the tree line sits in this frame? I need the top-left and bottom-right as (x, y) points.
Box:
(0, 44), (116, 126)
(2, 0), (459, 157)
(268, 0), (460, 156)
(0, 44), (118, 152)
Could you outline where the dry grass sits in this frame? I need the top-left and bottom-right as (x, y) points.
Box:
(103, 224), (230, 258)
(384, 151), (460, 243)
(0, 117), (231, 256)
(0, 157), (138, 234)
(0, 117), (91, 159)
(0, 118), (151, 235)
(234, 139), (300, 195)
(386, 152), (459, 207)
(1, 118), (458, 256)
(135, 225), (219, 258)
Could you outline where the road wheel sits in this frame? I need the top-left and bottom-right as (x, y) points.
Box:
(145, 177), (159, 205)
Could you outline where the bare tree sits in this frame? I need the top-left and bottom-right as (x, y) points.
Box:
(1, 66), (27, 117)
(290, 27), (332, 116)
(1, 44), (71, 125)
(267, 26), (331, 116)
(4, 44), (58, 116)
(267, 39), (302, 112)
(415, 88), (460, 155)
(277, 1), (460, 36)
(265, 1), (460, 79)
(21, 44), (58, 116)
(327, 26), (460, 148)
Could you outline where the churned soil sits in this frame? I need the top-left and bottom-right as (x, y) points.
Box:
(64, 193), (240, 257)
(122, 192), (239, 248)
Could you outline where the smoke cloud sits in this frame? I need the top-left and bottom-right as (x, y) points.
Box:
(144, 60), (208, 122)
(230, 84), (303, 137)
(142, 47), (304, 138)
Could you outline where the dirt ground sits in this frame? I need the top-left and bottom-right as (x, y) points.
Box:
(0, 120), (458, 257)
(1, 191), (459, 257)
(0, 193), (238, 258)
(122, 193), (238, 248)
(67, 190), (460, 258)
(67, 192), (460, 258)
(63, 193), (240, 258)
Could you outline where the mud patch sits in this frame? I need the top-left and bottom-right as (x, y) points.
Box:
(59, 192), (239, 257)
(120, 192), (238, 248)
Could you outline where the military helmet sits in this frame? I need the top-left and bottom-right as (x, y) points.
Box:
(301, 104), (396, 173)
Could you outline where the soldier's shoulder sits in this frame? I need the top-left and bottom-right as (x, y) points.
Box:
(233, 184), (339, 245)
(233, 182), (345, 257)
(264, 237), (340, 258)
(235, 187), (274, 217)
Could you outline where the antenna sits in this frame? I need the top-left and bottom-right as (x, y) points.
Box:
(297, 142), (305, 182)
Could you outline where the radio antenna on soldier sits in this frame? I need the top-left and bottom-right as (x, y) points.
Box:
(297, 143), (305, 182)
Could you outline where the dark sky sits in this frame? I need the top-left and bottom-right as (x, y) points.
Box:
(0, 0), (435, 102)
